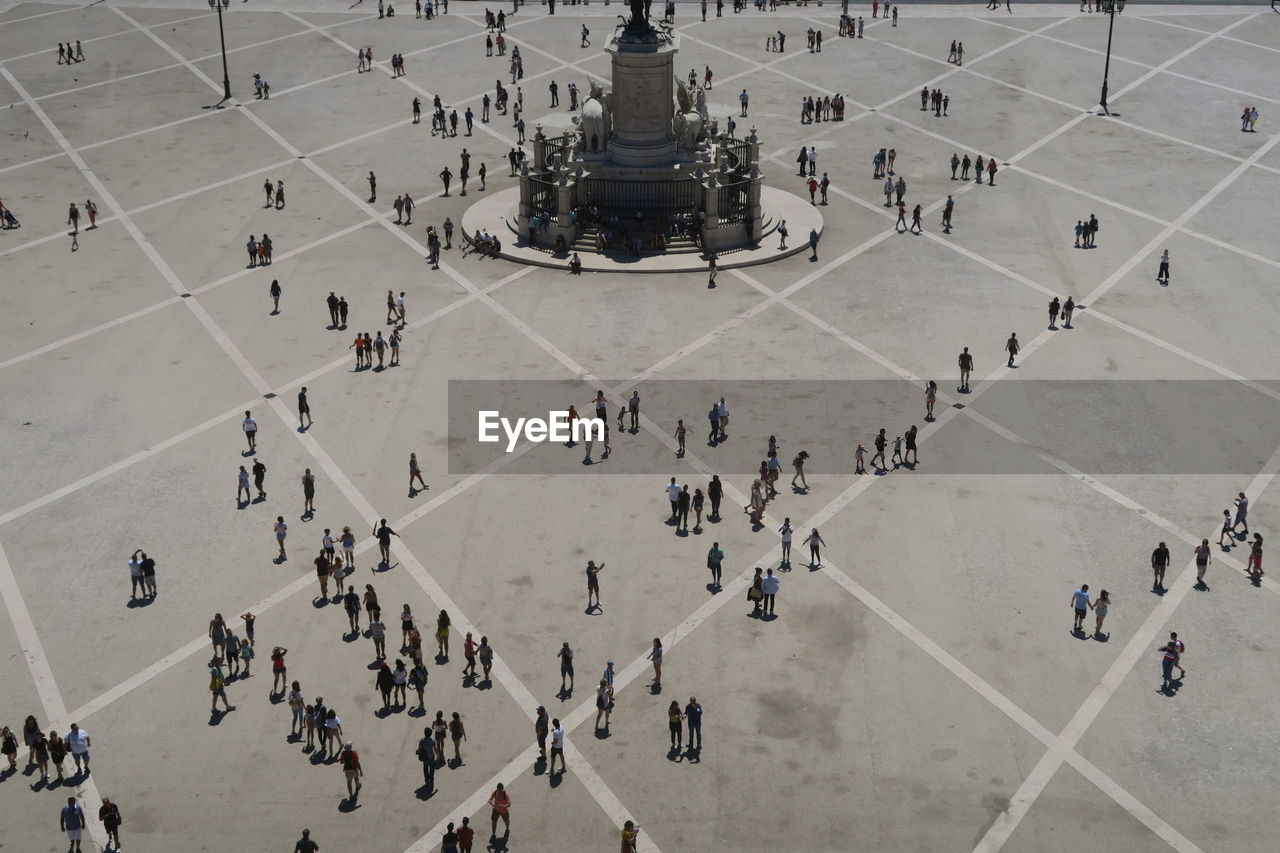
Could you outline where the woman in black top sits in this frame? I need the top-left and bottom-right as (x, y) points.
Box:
(904, 424), (918, 464)
(707, 475), (722, 519)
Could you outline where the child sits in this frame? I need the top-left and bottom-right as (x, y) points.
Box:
(891, 435), (903, 468)
(240, 637), (255, 675)
(855, 443), (866, 474)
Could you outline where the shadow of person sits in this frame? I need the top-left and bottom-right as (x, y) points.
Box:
(338, 796), (360, 813)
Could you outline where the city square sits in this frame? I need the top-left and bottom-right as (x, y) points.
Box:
(1, 0), (1279, 851)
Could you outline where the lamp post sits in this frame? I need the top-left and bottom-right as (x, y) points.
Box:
(209, 0), (232, 101)
(1098, 0), (1124, 115)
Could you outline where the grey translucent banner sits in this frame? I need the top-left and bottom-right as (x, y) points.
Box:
(447, 380), (1280, 475)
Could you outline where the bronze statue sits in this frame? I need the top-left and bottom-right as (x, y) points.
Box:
(628, 0), (649, 30)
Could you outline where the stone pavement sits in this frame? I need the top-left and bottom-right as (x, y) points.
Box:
(1, 1), (1279, 852)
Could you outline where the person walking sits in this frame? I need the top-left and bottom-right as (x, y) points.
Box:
(1233, 491), (1249, 535)
(488, 783), (511, 838)
(65, 723), (90, 774)
(209, 659), (235, 712)
(1062, 296), (1075, 327)
(804, 528), (825, 567)
(448, 712), (467, 763)
(706, 542), (724, 589)
(1157, 249), (1170, 284)
(99, 798), (122, 850)
(1005, 332), (1019, 367)
(1159, 642), (1180, 692)
(1151, 540), (1170, 590)
(791, 452), (809, 490)
(274, 516), (288, 560)
(708, 474), (722, 518)
(242, 410), (258, 453)
(1070, 584), (1091, 633)
(1194, 539), (1212, 588)
(61, 796), (87, 853)
(1092, 589), (1110, 637)
(339, 741), (363, 801)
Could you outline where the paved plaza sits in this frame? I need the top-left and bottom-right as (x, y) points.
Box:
(2, 0), (1280, 851)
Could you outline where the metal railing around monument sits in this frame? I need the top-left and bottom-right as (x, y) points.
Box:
(716, 173), (750, 224)
(581, 177), (701, 214)
(528, 175), (557, 218)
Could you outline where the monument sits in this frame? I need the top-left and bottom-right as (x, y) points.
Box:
(464, 0), (821, 270)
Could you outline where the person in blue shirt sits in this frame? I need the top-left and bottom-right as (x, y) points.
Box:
(60, 797), (86, 852)
(684, 698), (703, 750)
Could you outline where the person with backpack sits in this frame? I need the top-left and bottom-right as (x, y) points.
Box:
(338, 741), (363, 800)
(209, 661), (235, 712)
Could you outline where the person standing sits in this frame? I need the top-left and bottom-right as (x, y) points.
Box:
(60, 797), (87, 853)
(1048, 297), (1060, 329)
(535, 706), (550, 761)
(1070, 584), (1091, 633)
(67, 202), (80, 235)
(1156, 249), (1171, 283)
(647, 638), (663, 686)
(408, 452), (427, 495)
(667, 700), (684, 750)
(488, 783), (511, 837)
(804, 528), (826, 567)
(629, 390), (641, 431)
(1151, 541), (1170, 590)
(1005, 332), (1019, 367)
(586, 561), (604, 610)
(684, 697), (703, 749)
(706, 542), (724, 589)
(558, 641), (575, 691)
(761, 568), (780, 615)
(666, 477), (681, 521)
(809, 227), (820, 260)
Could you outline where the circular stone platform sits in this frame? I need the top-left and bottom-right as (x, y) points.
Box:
(460, 185), (823, 273)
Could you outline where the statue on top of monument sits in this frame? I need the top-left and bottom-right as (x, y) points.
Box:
(627, 0), (651, 32)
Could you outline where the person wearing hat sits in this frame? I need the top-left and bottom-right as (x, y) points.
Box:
(338, 741), (362, 800)
(534, 706), (549, 760)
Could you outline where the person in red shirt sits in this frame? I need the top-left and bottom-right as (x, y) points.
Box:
(457, 817), (475, 852)
(488, 783), (511, 837)
(807, 177), (818, 204)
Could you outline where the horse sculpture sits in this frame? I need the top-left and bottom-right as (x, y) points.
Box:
(579, 81), (611, 153)
(674, 83), (704, 152)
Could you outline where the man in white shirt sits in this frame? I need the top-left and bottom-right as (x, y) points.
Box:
(665, 478), (682, 521)
(761, 569), (780, 615)
(549, 719), (566, 773)
(716, 397), (729, 440)
(66, 724), (91, 773)
(243, 410), (258, 453)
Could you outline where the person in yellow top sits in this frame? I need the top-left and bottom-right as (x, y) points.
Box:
(621, 820), (638, 852)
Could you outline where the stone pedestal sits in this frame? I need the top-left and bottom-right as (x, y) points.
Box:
(606, 36), (677, 167)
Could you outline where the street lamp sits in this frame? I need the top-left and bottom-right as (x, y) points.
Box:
(1098, 0), (1125, 115)
(209, 0), (232, 101)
